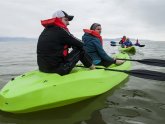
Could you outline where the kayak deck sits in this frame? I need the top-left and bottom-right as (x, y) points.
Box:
(119, 46), (136, 54)
(0, 53), (131, 113)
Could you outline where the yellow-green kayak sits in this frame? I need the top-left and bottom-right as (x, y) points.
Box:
(0, 53), (131, 113)
(119, 46), (136, 54)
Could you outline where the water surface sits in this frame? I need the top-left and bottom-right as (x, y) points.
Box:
(0, 40), (165, 124)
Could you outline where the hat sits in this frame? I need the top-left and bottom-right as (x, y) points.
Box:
(52, 10), (74, 21)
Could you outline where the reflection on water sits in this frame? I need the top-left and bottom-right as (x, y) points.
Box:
(0, 40), (165, 124)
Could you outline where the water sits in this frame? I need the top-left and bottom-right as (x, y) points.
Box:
(0, 40), (165, 124)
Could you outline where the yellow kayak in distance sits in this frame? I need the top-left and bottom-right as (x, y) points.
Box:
(119, 46), (136, 54)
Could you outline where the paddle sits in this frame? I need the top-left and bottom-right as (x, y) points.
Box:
(110, 44), (145, 48)
(76, 65), (165, 81)
(110, 42), (145, 47)
(116, 58), (165, 67)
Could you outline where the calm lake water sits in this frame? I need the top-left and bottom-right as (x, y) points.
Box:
(0, 40), (165, 124)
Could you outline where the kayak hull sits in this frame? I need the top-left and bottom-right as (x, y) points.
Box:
(0, 53), (131, 113)
(134, 44), (145, 47)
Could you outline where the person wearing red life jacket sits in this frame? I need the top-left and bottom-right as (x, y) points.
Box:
(119, 36), (126, 44)
(82, 23), (124, 67)
(123, 38), (133, 48)
(37, 10), (95, 75)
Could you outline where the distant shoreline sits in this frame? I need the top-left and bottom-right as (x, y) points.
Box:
(0, 36), (164, 42)
(0, 37), (37, 42)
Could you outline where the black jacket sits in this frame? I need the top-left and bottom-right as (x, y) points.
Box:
(37, 25), (84, 72)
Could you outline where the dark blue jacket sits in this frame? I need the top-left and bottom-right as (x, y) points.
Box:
(124, 40), (133, 47)
(82, 33), (113, 64)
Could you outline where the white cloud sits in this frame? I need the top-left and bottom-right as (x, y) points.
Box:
(0, 0), (165, 41)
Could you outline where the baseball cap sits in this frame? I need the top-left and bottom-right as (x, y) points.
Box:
(52, 10), (74, 21)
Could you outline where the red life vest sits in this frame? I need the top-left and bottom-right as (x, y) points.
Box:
(41, 18), (69, 57)
(83, 29), (103, 45)
(121, 37), (126, 43)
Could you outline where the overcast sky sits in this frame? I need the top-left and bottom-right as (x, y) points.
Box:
(0, 0), (165, 41)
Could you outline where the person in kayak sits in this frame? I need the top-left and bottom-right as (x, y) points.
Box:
(123, 38), (133, 48)
(135, 39), (140, 46)
(37, 10), (95, 75)
(119, 35), (126, 44)
(82, 23), (124, 67)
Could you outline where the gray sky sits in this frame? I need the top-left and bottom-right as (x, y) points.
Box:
(0, 0), (165, 41)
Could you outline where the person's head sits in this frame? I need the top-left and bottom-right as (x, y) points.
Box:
(90, 23), (102, 34)
(52, 10), (74, 26)
(136, 39), (139, 42)
(126, 38), (130, 42)
(123, 36), (126, 39)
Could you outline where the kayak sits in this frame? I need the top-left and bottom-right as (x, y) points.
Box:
(134, 44), (145, 47)
(0, 53), (131, 113)
(119, 46), (136, 54)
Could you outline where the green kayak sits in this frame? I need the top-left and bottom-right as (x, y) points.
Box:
(0, 53), (131, 113)
(119, 46), (136, 54)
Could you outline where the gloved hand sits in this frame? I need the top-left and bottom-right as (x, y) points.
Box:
(89, 64), (95, 70)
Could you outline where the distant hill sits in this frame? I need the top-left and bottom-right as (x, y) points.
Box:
(0, 36), (164, 42)
(0, 37), (37, 42)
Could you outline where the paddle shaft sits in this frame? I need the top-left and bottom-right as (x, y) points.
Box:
(76, 65), (165, 81)
(110, 43), (145, 47)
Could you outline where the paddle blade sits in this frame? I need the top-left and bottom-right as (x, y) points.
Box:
(102, 68), (165, 81)
(128, 69), (165, 81)
(138, 59), (165, 67)
(76, 65), (165, 81)
(116, 58), (165, 67)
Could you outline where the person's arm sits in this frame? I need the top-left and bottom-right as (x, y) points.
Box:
(61, 29), (84, 49)
(123, 42), (127, 47)
(119, 40), (122, 44)
(93, 39), (114, 61)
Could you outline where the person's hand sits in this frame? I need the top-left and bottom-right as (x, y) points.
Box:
(89, 64), (95, 70)
(115, 60), (125, 65)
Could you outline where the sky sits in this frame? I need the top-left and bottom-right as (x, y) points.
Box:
(0, 0), (165, 41)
